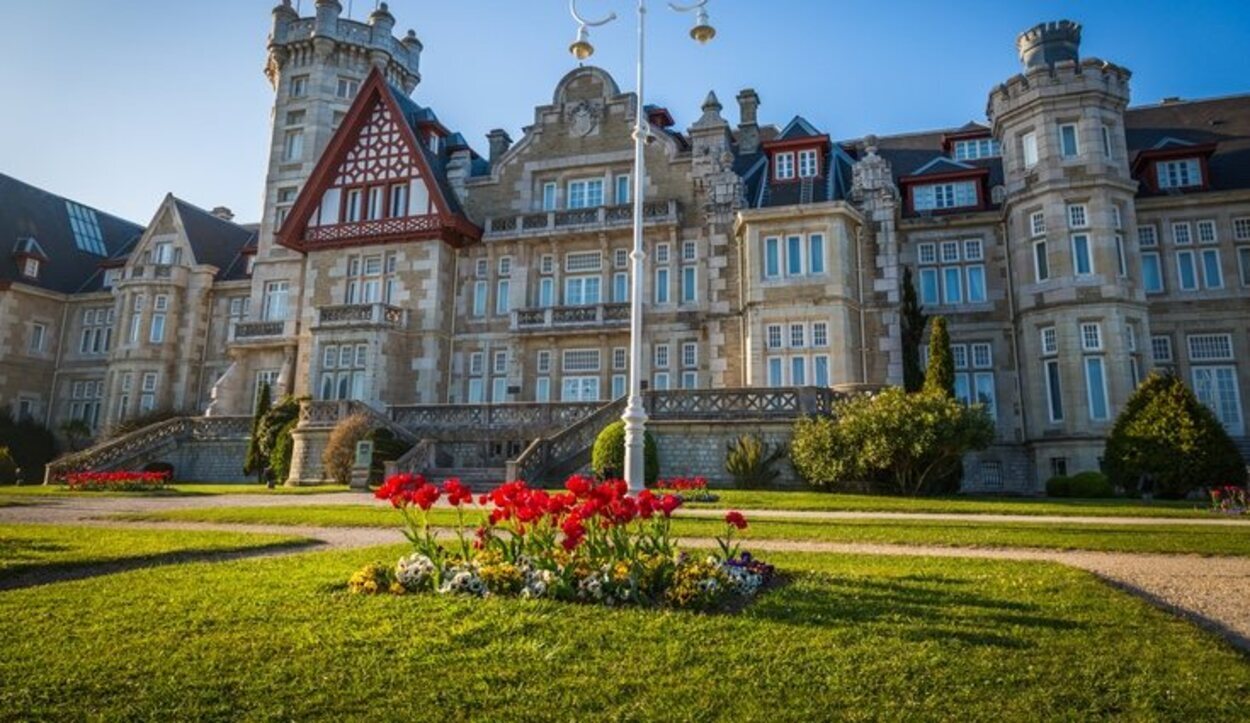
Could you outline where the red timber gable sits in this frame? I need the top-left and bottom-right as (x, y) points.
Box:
(277, 67), (480, 252)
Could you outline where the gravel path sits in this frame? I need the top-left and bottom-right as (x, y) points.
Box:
(2, 494), (1248, 653)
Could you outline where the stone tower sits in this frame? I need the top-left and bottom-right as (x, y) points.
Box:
(989, 21), (1149, 477)
(214, 1), (423, 414)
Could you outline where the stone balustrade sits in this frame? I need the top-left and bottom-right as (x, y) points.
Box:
(316, 303), (406, 330)
(229, 318), (296, 344)
(512, 303), (630, 332)
(43, 415), (251, 483)
(484, 199), (680, 240)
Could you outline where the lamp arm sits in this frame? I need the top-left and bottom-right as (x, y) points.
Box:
(570, 0), (618, 28)
(667, 0), (708, 12)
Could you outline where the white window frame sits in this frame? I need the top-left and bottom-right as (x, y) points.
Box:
(774, 152), (795, 181)
(1059, 123), (1080, 158)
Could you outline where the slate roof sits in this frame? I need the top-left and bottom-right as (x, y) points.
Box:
(171, 198), (258, 281)
(387, 85), (477, 216)
(739, 117), (851, 209)
(0, 173), (143, 294)
(1123, 94), (1250, 196)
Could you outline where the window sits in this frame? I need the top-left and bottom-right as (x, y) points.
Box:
(681, 265), (697, 303)
(653, 344), (670, 369)
(1029, 211), (1046, 237)
(1067, 204), (1088, 229)
(1045, 359), (1064, 422)
(1081, 323), (1103, 352)
(493, 351), (508, 375)
(491, 378), (508, 404)
(1021, 131), (1038, 168)
(1071, 234), (1093, 275)
(1033, 240), (1050, 282)
(966, 264), (986, 303)
(787, 236), (803, 275)
(565, 251), (601, 273)
(1141, 252), (1164, 293)
(764, 237), (780, 278)
(475, 259), (489, 278)
(469, 352), (485, 376)
(365, 187), (385, 220)
(289, 75), (308, 97)
(798, 149), (819, 178)
(953, 138), (1000, 160)
(538, 277), (555, 307)
(1188, 334), (1234, 362)
(563, 349), (601, 373)
(472, 281), (487, 317)
(613, 347), (627, 371)
(29, 323), (46, 353)
(1101, 125), (1113, 158)
(655, 243), (670, 264)
(1041, 326), (1058, 356)
(943, 267), (963, 304)
(813, 355), (830, 387)
(1152, 335), (1173, 363)
(655, 267), (670, 305)
(1111, 205), (1122, 230)
(142, 371), (158, 393)
(913, 181), (977, 211)
(1138, 224), (1157, 247)
(535, 377), (551, 403)
(66, 202), (106, 255)
(682, 342), (698, 369)
(1085, 357), (1109, 421)
(812, 322), (828, 348)
(388, 184), (408, 218)
(282, 129), (304, 162)
(919, 267), (940, 305)
(564, 276), (600, 306)
(1115, 235), (1127, 277)
(1059, 123), (1079, 158)
(1157, 159), (1201, 189)
(467, 378), (484, 404)
(317, 344), (368, 401)
(789, 323), (805, 349)
(149, 313), (165, 344)
(766, 358), (783, 387)
(496, 279), (510, 315)
(1239, 247), (1250, 287)
(262, 281), (288, 321)
(767, 325), (783, 350)
(613, 272), (628, 303)
(612, 375), (627, 399)
(615, 174), (630, 204)
(973, 372), (997, 420)
(1173, 222), (1192, 246)
(681, 371), (698, 389)
(971, 343), (992, 369)
(1177, 250), (1198, 291)
(774, 152), (795, 180)
(614, 249), (629, 269)
(1197, 220), (1217, 244)
(537, 350), (552, 374)
(652, 372), (670, 391)
(1201, 249), (1223, 289)
(18, 257), (40, 279)
(345, 254), (395, 304)
(542, 182), (557, 211)
(809, 234), (826, 274)
(1234, 218), (1250, 241)
(790, 357), (806, 386)
(682, 240), (697, 263)
(567, 179), (604, 209)
(918, 243), (937, 265)
(1193, 366), (1244, 436)
(336, 76), (359, 99)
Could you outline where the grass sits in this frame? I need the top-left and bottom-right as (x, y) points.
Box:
(111, 504), (1250, 557)
(0, 483), (351, 499)
(0, 523), (312, 580)
(683, 489), (1214, 518)
(0, 545), (1246, 719)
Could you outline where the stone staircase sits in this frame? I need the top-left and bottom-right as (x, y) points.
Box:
(506, 397), (628, 485)
(426, 467), (508, 491)
(44, 415), (252, 483)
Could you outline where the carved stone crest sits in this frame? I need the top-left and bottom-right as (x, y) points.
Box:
(566, 100), (601, 137)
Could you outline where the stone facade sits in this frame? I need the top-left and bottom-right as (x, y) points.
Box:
(4, 7), (1249, 492)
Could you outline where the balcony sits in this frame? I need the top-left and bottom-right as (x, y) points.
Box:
(483, 200), (680, 241)
(121, 264), (189, 286)
(314, 303), (407, 331)
(228, 318), (297, 346)
(512, 303), (630, 332)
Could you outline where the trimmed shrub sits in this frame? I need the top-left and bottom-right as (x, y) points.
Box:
(254, 395), (302, 469)
(900, 266), (929, 393)
(1069, 471), (1113, 498)
(270, 419), (298, 485)
(1045, 475), (1071, 498)
(0, 447), (16, 485)
(1104, 371), (1247, 499)
(368, 428), (408, 479)
(923, 316), (955, 398)
(725, 434), (786, 489)
(791, 387), (994, 496)
(0, 410), (60, 484)
(322, 414), (374, 486)
(244, 382), (272, 477)
(591, 420), (658, 485)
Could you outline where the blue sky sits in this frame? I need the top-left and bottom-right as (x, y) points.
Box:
(2, 0), (1247, 224)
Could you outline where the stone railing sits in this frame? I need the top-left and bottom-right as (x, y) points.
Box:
(484, 200), (680, 240)
(298, 400), (417, 444)
(512, 303), (630, 332)
(229, 319), (296, 344)
(44, 415), (251, 483)
(316, 303), (406, 330)
(645, 386), (838, 421)
(389, 402), (599, 439)
(506, 397), (628, 483)
(383, 438), (436, 478)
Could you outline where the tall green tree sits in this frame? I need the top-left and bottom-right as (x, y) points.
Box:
(1104, 371), (1247, 498)
(900, 267), (929, 393)
(923, 316), (955, 398)
(243, 382), (271, 479)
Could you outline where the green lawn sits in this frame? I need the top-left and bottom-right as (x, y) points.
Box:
(112, 505), (1250, 557)
(0, 523), (312, 579)
(684, 489), (1213, 518)
(0, 545), (1245, 719)
(0, 483), (351, 499)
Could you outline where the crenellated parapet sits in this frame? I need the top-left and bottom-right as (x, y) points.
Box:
(988, 58), (1131, 129)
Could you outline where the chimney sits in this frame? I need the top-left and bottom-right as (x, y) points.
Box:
(1016, 20), (1082, 70)
(736, 88), (761, 154)
(211, 206), (235, 222)
(486, 129), (513, 165)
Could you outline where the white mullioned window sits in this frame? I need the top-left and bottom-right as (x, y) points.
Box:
(1233, 217), (1250, 241)
(953, 138), (1000, 161)
(774, 152), (795, 180)
(1173, 222), (1192, 245)
(1081, 322), (1103, 352)
(1059, 123), (1079, 158)
(567, 179), (604, 209)
(1188, 334), (1234, 362)
(1157, 158), (1202, 189)
(1041, 326), (1058, 356)
(653, 344), (670, 369)
(1021, 131), (1038, 168)
(1152, 335), (1173, 363)
(913, 181), (977, 211)
(1030, 211), (1046, 237)
(562, 349), (601, 373)
(564, 251), (602, 273)
(1197, 220), (1218, 244)
(798, 149), (819, 178)
(1067, 204), (1088, 229)
(1138, 224), (1158, 247)
(766, 324), (783, 350)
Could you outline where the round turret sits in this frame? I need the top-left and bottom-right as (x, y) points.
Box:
(369, 2), (396, 35)
(1016, 20), (1081, 69)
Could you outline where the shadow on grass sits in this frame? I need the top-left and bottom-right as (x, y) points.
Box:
(0, 539), (323, 592)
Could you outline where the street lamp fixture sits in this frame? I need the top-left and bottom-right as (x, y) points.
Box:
(567, 0), (716, 493)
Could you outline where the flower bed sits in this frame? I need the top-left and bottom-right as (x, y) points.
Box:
(350, 474), (774, 611)
(653, 476), (719, 503)
(1210, 485), (1248, 515)
(64, 471), (170, 492)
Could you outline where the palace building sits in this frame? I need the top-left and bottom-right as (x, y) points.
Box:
(3, 3), (1248, 490)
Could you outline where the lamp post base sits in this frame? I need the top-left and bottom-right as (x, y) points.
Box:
(621, 399), (649, 494)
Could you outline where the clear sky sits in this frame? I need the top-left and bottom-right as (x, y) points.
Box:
(2, 0), (1247, 224)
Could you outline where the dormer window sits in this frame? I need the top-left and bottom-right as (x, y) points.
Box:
(798, 149), (819, 178)
(1157, 158), (1202, 189)
(952, 138), (1000, 161)
(153, 242), (174, 265)
(774, 153), (795, 181)
(913, 181), (978, 211)
(22, 257), (40, 279)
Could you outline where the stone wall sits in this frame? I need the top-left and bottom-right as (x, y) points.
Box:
(165, 438), (252, 483)
(649, 420), (801, 488)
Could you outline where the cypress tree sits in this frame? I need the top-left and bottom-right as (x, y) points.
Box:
(243, 382), (271, 479)
(923, 316), (955, 398)
(900, 266), (929, 393)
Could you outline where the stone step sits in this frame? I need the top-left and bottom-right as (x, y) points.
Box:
(426, 467), (507, 492)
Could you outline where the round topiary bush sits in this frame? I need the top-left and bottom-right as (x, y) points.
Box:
(1068, 471), (1113, 498)
(591, 420), (658, 484)
(1045, 475), (1071, 498)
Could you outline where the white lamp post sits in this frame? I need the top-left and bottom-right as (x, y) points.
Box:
(568, 0), (715, 493)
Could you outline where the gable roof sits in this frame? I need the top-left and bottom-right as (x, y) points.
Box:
(1124, 94), (1250, 195)
(172, 198), (258, 280)
(0, 173), (143, 294)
